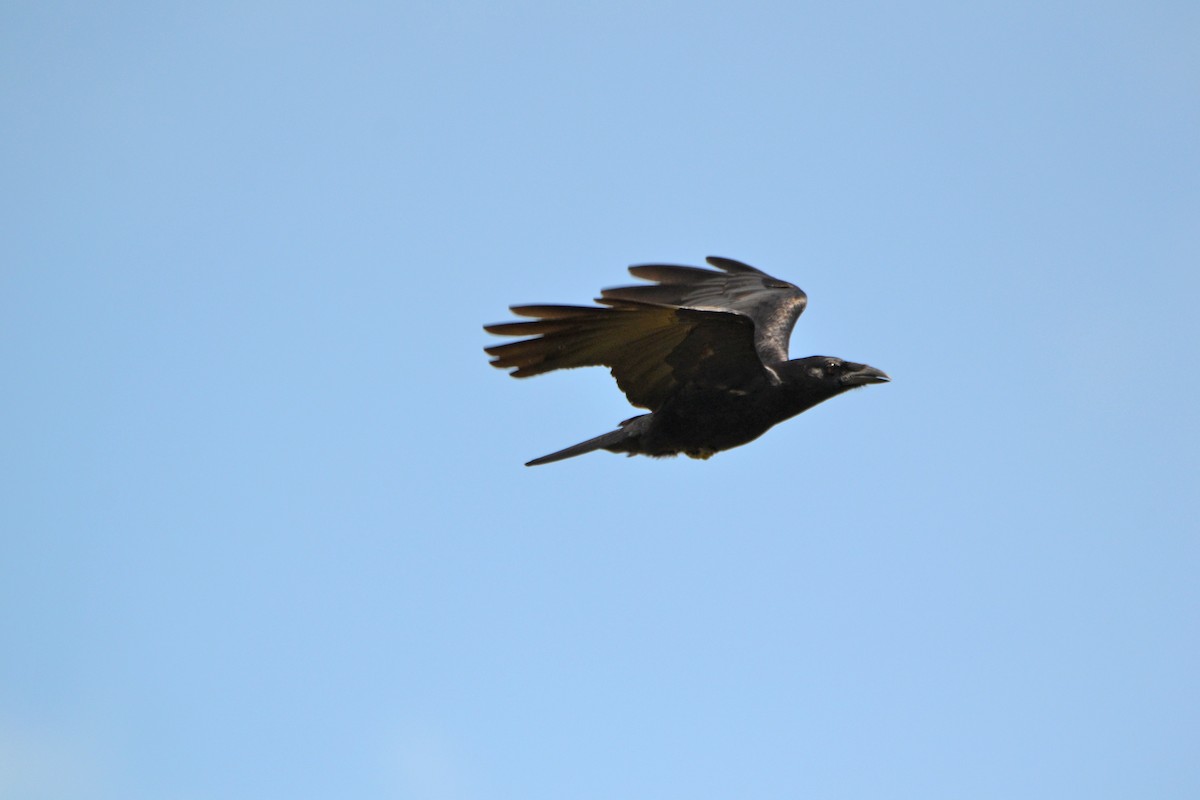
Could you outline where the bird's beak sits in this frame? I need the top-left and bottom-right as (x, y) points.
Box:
(842, 365), (891, 386)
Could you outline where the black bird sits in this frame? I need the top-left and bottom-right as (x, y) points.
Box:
(484, 256), (889, 466)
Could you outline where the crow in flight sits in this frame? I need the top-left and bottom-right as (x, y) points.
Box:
(484, 256), (889, 466)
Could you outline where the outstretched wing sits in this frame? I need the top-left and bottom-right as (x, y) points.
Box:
(598, 256), (807, 365)
(483, 300), (766, 411)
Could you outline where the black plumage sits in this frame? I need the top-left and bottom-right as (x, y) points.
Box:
(484, 256), (889, 466)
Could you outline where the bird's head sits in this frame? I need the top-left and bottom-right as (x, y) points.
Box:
(786, 356), (891, 393)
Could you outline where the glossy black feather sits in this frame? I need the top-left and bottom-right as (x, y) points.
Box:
(600, 256), (807, 366)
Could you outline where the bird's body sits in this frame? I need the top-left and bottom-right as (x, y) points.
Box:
(484, 257), (888, 466)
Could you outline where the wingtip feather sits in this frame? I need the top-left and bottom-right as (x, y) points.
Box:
(705, 256), (763, 274)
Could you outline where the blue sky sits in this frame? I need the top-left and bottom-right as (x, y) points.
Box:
(3, 2), (1198, 798)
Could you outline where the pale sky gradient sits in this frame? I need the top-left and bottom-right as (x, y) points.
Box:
(3, 2), (1198, 798)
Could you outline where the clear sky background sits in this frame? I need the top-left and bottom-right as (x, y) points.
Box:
(3, 2), (1198, 798)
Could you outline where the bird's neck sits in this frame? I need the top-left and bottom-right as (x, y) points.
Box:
(770, 361), (847, 419)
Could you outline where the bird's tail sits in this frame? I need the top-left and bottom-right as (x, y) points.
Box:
(525, 416), (647, 467)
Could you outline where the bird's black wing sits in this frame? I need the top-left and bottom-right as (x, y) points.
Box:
(484, 300), (766, 411)
(598, 256), (807, 366)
